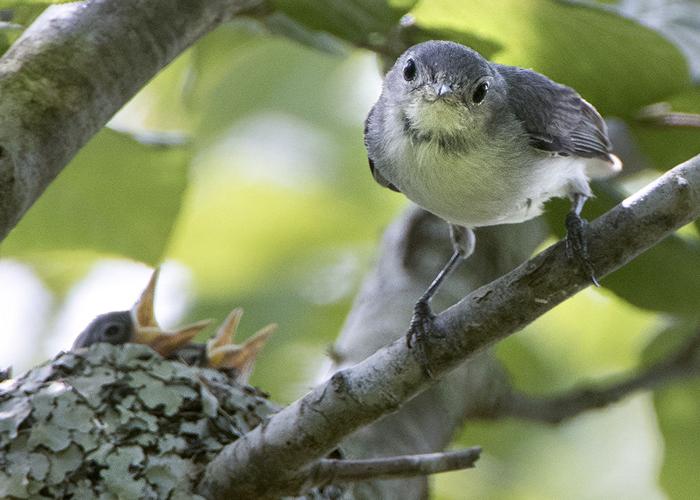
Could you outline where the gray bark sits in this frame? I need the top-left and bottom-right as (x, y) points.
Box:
(0, 0), (267, 241)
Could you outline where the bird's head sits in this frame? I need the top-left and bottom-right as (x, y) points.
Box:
(71, 268), (275, 382)
(72, 268), (210, 356)
(384, 41), (505, 143)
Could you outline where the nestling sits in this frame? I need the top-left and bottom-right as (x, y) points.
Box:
(72, 268), (275, 383)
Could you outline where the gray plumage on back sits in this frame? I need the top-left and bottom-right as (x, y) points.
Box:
(364, 40), (620, 229)
(497, 64), (614, 164)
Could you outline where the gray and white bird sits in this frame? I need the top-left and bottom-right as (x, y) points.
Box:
(364, 41), (621, 360)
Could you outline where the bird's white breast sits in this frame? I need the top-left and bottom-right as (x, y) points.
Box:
(377, 112), (592, 228)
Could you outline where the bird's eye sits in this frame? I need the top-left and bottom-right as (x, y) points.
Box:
(102, 322), (125, 341)
(403, 58), (416, 81)
(472, 81), (489, 104)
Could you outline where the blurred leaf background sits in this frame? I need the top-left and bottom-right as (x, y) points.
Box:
(1, 0), (699, 498)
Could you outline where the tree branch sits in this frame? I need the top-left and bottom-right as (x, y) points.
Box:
(329, 209), (544, 499)
(198, 155), (700, 499)
(498, 327), (700, 424)
(308, 448), (482, 486)
(0, 0), (269, 241)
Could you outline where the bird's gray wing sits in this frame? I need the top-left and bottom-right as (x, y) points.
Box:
(368, 157), (400, 192)
(364, 104), (401, 193)
(497, 64), (614, 162)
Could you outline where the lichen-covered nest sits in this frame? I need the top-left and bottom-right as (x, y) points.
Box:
(0, 343), (277, 499)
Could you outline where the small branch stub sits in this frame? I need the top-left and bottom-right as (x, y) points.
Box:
(310, 448), (482, 486)
(501, 327), (700, 424)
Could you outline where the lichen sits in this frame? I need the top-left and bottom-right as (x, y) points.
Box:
(0, 343), (277, 498)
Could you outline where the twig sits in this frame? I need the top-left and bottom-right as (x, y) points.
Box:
(198, 156), (700, 499)
(308, 448), (482, 486)
(637, 103), (700, 128)
(501, 327), (700, 424)
(641, 112), (700, 128)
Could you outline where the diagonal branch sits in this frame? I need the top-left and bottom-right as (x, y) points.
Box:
(0, 0), (269, 241)
(331, 209), (544, 499)
(307, 448), (482, 486)
(198, 155), (700, 499)
(497, 327), (700, 424)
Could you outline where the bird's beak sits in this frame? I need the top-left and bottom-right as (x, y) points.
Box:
(130, 268), (211, 356)
(433, 83), (453, 98)
(206, 308), (276, 383)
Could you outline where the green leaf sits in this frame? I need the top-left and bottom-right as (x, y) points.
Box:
(603, 231), (700, 317)
(264, 12), (349, 55)
(410, 0), (691, 117)
(189, 28), (341, 145)
(497, 286), (657, 393)
(273, 0), (416, 46)
(1, 129), (190, 265)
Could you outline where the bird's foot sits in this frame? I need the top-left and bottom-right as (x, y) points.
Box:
(406, 299), (439, 378)
(565, 211), (600, 287)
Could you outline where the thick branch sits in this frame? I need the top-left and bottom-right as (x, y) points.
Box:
(499, 328), (700, 424)
(308, 448), (481, 486)
(0, 0), (268, 241)
(199, 155), (700, 499)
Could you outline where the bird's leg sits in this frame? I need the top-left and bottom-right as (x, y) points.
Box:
(407, 225), (475, 377)
(565, 193), (600, 286)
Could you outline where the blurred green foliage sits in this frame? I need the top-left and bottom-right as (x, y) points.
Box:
(1, 0), (699, 498)
(633, 88), (700, 169)
(411, 0), (690, 117)
(2, 129), (190, 265)
(273, 0), (415, 47)
(642, 320), (700, 499)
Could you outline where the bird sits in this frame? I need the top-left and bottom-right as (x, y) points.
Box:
(72, 268), (275, 382)
(364, 40), (621, 370)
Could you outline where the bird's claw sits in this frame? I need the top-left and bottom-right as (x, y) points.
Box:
(565, 211), (600, 287)
(406, 299), (437, 378)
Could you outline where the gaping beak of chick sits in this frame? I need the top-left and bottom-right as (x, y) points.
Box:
(130, 268), (211, 357)
(206, 308), (276, 383)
